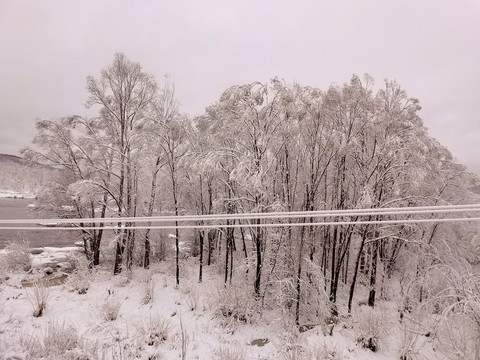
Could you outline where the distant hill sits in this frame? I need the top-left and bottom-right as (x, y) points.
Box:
(0, 153), (25, 165)
(0, 153), (56, 195)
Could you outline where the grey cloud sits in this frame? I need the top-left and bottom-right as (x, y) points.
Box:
(0, 0), (479, 171)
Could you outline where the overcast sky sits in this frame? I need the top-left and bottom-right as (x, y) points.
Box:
(1, 0), (479, 172)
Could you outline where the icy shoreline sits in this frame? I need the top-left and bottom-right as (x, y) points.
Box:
(0, 189), (36, 199)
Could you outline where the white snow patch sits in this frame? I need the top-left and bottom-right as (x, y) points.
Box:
(0, 255), (446, 360)
(0, 189), (36, 199)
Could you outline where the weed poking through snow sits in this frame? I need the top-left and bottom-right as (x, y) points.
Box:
(26, 279), (50, 317)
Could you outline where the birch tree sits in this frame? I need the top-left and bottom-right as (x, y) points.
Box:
(148, 86), (190, 285)
(86, 53), (157, 273)
(22, 115), (114, 266)
(142, 77), (179, 268)
(202, 80), (286, 296)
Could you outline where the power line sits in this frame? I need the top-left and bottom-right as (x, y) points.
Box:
(1, 207), (480, 231)
(1, 203), (480, 226)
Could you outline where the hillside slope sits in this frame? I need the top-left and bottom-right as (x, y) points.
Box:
(0, 153), (56, 197)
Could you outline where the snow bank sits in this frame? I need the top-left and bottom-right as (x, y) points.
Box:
(0, 189), (36, 199)
(30, 246), (83, 268)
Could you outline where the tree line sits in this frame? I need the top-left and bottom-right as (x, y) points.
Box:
(22, 53), (480, 324)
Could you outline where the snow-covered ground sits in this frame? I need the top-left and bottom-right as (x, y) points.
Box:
(0, 247), (446, 360)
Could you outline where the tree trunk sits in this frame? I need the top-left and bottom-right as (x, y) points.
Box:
(144, 156), (162, 269)
(113, 232), (126, 274)
(175, 219), (179, 286)
(198, 175), (205, 282)
(199, 229), (204, 283)
(206, 181), (214, 266)
(225, 226), (230, 285)
(368, 237), (379, 307)
(329, 227), (338, 303)
(331, 223), (355, 303)
(254, 216), (262, 297)
(93, 196), (108, 266)
(348, 222), (370, 313)
(207, 230), (213, 266)
(125, 149), (135, 271)
(295, 224), (307, 326)
(169, 154), (180, 287)
(113, 139), (126, 275)
(295, 188), (310, 325)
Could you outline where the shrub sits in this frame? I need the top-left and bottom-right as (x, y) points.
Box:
(153, 238), (171, 262)
(135, 270), (156, 305)
(306, 342), (344, 360)
(1, 240), (31, 272)
(142, 277), (155, 305)
(90, 338), (145, 360)
(26, 280), (50, 317)
(276, 336), (345, 360)
(21, 320), (79, 359)
(436, 313), (480, 360)
(64, 255), (91, 294)
(102, 296), (122, 321)
(41, 320), (79, 356)
(210, 342), (246, 360)
(212, 285), (258, 325)
(136, 315), (171, 346)
(179, 313), (189, 360)
(65, 269), (91, 295)
(184, 286), (200, 311)
(398, 313), (430, 360)
(354, 306), (390, 352)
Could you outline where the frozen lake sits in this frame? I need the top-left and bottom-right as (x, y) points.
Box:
(0, 198), (80, 249)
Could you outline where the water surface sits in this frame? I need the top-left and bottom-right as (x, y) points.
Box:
(0, 198), (80, 249)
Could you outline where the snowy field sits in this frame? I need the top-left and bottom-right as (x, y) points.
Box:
(0, 246), (446, 360)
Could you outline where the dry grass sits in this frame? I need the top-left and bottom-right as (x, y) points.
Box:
(136, 269), (155, 305)
(210, 341), (246, 360)
(1, 239), (31, 272)
(354, 306), (391, 352)
(184, 285), (200, 311)
(102, 296), (123, 321)
(211, 283), (259, 326)
(136, 315), (171, 347)
(26, 280), (50, 317)
(64, 254), (92, 294)
(19, 319), (79, 359)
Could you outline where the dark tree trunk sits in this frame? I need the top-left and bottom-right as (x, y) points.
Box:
(225, 222), (235, 284)
(144, 231), (151, 270)
(175, 219), (179, 286)
(329, 227), (338, 302)
(331, 223), (355, 303)
(144, 156), (162, 269)
(113, 144), (126, 275)
(93, 197), (107, 266)
(239, 225), (249, 276)
(207, 231), (212, 266)
(113, 232), (126, 275)
(225, 227), (230, 285)
(295, 223), (307, 326)
(348, 222), (370, 313)
(368, 237), (379, 307)
(199, 230), (204, 283)
(125, 150), (135, 271)
(295, 187), (310, 325)
(254, 216), (262, 297)
(92, 232), (101, 266)
(198, 175), (205, 283)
